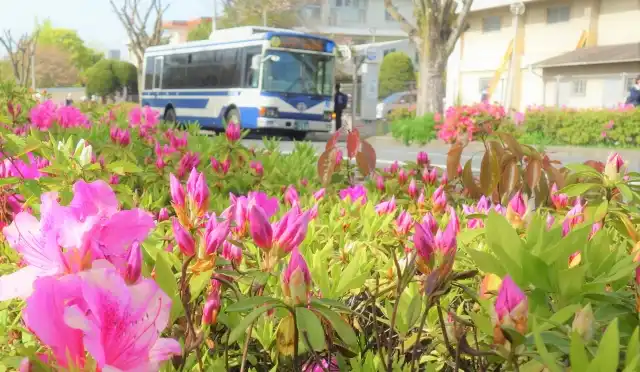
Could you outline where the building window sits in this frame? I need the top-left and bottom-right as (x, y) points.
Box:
(547, 5), (570, 24)
(479, 78), (491, 94)
(625, 77), (636, 92)
(301, 5), (321, 20)
(482, 16), (501, 32)
(572, 79), (587, 96)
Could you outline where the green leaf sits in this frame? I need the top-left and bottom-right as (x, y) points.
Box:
(593, 199), (609, 222)
(569, 331), (590, 371)
(0, 177), (18, 186)
(107, 160), (142, 175)
(626, 327), (640, 369)
(618, 183), (634, 202)
(537, 304), (581, 332)
(154, 252), (184, 323)
(559, 183), (600, 197)
(225, 296), (283, 312)
(533, 320), (564, 372)
(466, 249), (505, 276)
(296, 307), (326, 351)
(228, 303), (278, 344)
(405, 294), (422, 330)
(593, 318), (619, 372)
(189, 269), (212, 301)
(312, 305), (358, 347)
(484, 212), (523, 282)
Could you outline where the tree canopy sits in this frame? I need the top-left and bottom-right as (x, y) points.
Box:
(84, 59), (138, 99)
(38, 20), (103, 71)
(187, 21), (213, 41)
(35, 45), (80, 87)
(378, 51), (415, 98)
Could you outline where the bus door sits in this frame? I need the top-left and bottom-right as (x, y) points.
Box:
(152, 56), (164, 91)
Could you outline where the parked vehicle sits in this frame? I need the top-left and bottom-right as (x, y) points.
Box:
(376, 91), (417, 119)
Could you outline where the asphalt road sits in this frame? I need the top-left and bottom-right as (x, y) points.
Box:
(241, 134), (640, 173)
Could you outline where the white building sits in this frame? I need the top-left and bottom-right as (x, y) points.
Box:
(295, 0), (413, 44)
(446, 0), (640, 110)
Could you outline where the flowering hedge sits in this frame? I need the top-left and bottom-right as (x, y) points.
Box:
(430, 102), (640, 147)
(1, 84), (640, 372)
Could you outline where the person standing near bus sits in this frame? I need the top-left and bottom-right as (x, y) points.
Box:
(334, 83), (348, 131)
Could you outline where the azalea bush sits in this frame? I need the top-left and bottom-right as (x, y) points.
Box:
(0, 82), (640, 372)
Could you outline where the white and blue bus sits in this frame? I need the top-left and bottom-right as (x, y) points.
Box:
(141, 26), (337, 140)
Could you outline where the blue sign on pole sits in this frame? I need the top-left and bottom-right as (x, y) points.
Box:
(366, 48), (376, 61)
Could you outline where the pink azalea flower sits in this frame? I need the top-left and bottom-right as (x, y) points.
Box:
(24, 262), (181, 369)
(394, 210), (413, 235)
(0, 180), (154, 301)
(339, 185), (367, 205)
(375, 196), (397, 215)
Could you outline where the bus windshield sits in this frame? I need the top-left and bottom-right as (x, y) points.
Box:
(261, 50), (334, 96)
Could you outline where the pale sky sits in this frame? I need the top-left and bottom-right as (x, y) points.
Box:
(1, 0), (217, 56)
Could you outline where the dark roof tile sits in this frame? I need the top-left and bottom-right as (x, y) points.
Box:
(535, 43), (640, 68)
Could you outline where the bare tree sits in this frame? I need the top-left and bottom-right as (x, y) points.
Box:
(384, 0), (473, 115)
(0, 30), (39, 87)
(109, 0), (169, 92)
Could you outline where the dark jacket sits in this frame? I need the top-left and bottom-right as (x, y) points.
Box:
(626, 87), (640, 107)
(334, 92), (348, 112)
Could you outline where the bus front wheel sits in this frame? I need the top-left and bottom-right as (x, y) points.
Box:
(225, 108), (240, 126)
(290, 132), (307, 141)
(164, 107), (180, 127)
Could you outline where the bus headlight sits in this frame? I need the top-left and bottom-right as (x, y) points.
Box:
(323, 111), (334, 121)
(259, 107), (279, 118)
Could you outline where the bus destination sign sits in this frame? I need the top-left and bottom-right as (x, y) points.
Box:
(270, 36), (326, 52)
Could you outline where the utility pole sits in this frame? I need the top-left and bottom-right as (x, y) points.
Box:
(212, 0), (217, 32)
(30, 44), (36, 90)
(263, 8), (267, 26)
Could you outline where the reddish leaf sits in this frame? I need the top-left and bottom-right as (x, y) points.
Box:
(462, 160), (482, 198)
(447, 142), (465, 181)
(325, 130), (341, 151)
(317, 147), (338, 186)
(535, 172), (550, 208)
(360, 140), (377, 172)
(584, 160), (605, 173)
(347, 130), (360, 159)
(496, 132), (524, 159)
(480, 149), (500, 196)
(500, 158), (519, 201)
(355, 151), (371, 176)
(524, 158), (542, 190)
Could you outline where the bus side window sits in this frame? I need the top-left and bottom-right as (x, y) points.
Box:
(243, 46), (262, 88)
(144, 56), (155, 90)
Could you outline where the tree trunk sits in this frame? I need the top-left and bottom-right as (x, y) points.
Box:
(415, 20), (447, 116)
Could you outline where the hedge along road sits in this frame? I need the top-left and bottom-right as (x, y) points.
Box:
(240, 135), (640, 174)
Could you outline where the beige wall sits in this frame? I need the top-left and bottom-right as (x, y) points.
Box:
(452, 0), (640, 110)
(597, 0), (640, 45)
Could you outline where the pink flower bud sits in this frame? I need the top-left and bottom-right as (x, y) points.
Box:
(408, 179), (418, 199)
(376, 176), (385, 191)
(250, 161), (264, 176)
(417, 151), (429, 167)
(313, 188), (326, 201)
(158, 208), (169, 222)
(550, 183), (568, 210)
(222, 240), (242, 266)
(375, 196), (397, 215)
(422, 212), (438, 234)
(414, 218), (457, 277)
(431, 185), (447, 214)
(562, 198), (585, 236)
(248, 204), (274, 251)
(273, 209), (310, 256)
(202, 280), (222, 325)
(124, 241), (142, 284)
(281, 248), (312, 305)
(225, 122), (241, 142)
(398, 169), (408, 185)
(284, 185), (299, 207)
(204, 215), (230, 255)
(109, 174), (119, 185)
(390, 161), (399, 174)
(394, 210), (413, 236)
(169, 173), (185, 207)
(172, 218), (195, 256)
(493, 275), (528, 343)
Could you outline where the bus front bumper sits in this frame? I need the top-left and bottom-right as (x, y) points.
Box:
(256, 117), (332, 132)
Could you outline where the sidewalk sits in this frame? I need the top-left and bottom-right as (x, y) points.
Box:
(365, 134), (640, 158)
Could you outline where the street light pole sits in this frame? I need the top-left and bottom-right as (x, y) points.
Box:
(212, 0), (217, 32)
(505, 2), (525, 111)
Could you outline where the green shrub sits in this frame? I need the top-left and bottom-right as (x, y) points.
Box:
(501, 106), (640, 147)
(378, 51), (415, 98)
(387, 107), (415, 121)
(390, 113), (436, 145)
